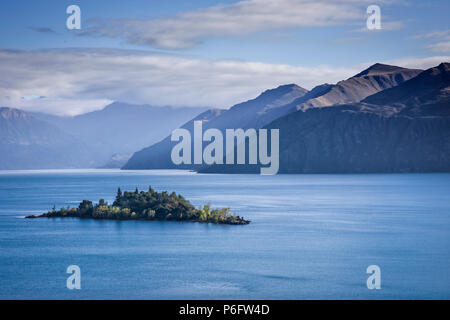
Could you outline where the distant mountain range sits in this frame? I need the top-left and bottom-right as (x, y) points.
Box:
(1, 103), (208, 169)
(201, 62), (450, 173)
(0, 108), (91, 169)
(124, 63), (425, 171)
(2, 62), (448, 173)
(123, 83), (309, 169)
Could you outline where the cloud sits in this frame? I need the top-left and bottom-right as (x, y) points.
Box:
(0, 48), (359, 115)
(1, 49), (447, 116)
(21, 94), (46, 101)
(410, 30), (450, 40)
(82, 0), (375, 50)
(29, 27), (56, 34)
(427, 41), (450, 53)
(351, 20), (404, 33)
(385, 56), (450, 70)
(410, 29), (450, 53)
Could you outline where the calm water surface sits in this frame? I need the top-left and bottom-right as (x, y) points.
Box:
(0, 170), (449, 299)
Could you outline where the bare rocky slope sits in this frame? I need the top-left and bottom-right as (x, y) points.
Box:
(201, 63), (450, 173)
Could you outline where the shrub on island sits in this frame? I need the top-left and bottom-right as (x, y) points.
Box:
(26, 187), (250, 225)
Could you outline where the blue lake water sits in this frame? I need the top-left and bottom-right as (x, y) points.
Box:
(0, 169), (449, 299)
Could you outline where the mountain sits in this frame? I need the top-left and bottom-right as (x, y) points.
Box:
(363, 62), (450, 116)
(254, 64), (421, 129)
(123, 64), (422, 170)
(0, 107), (92, 169)
(287, 63), (423, 113)
(123, 108), (226, 169)
(99, 153), (133, 169)
(202, 63), (450, 174)
(32, 102), (208, 167)
(123, 84), (309, 169)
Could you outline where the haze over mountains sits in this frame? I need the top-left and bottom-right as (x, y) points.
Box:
(1, 62), (448, 172)
(124, 63), (426, 171)
(1, 103), (207, 169)
(123, 83), (310, 169)
(0, 107), (91, 169)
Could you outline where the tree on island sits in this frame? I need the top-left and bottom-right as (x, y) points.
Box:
(26, 186), (250, 225)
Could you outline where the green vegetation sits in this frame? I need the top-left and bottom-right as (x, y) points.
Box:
(26, 187), (249, 225)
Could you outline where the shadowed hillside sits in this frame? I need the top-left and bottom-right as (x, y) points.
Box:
(201, 63), (450, 173)
(124, 64), (423, 170)
(123, 84), (308, 169)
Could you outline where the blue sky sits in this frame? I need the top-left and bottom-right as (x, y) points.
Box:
(0, 0), (448, 114)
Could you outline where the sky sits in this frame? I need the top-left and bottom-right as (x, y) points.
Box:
(0, 0), (449, 115)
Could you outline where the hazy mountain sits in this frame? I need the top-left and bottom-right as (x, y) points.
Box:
(124, 64), (423, 170)
(0, 107), (92, 169)
(202, 63), (450, 174)
(99, 153), (133, 169)
(205, 84), (308, 130)
(123, 108), (226, 169)
(123, 84), (308, 169)
(32, 102), (208, 167)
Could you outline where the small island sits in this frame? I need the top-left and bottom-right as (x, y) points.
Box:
(26, 187), (250, 225)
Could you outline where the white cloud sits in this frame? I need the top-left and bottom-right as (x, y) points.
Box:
(0, 48), (358, 115)
(83, 0), (375, 49)
(1, 49), (447, 116)
(384, 56), (450, 69)
(16, 97), (113, 117)
(351, 20), (404, 33)
(427, 41), (450, 53)
(410, 29), (450, 53)
(410, 30), (450, 40)
(384, 56), (450, 70)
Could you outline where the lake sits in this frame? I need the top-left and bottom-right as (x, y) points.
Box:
(0, 169), (449, 299)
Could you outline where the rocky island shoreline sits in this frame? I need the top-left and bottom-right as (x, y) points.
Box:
(26, 187), (250, 225)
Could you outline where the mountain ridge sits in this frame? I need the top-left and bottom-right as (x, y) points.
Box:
(200, 62), (450, 174)
(123, 83), (309, 169)
(0, 107), (93, 169)
(292, 63), (422, 111)
(123, 63), (425, 170)
(31, 102), (209, 167)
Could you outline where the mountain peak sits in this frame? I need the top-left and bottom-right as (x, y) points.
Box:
(0, 107), (31, 120)
(435, 62), (450, 73)
(259, 83), (307, 98)
(414, 62), (449, 80)
(102, 102), (134, 111)
(362, 62), (450, 107)
(353, 63), (419, 78)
